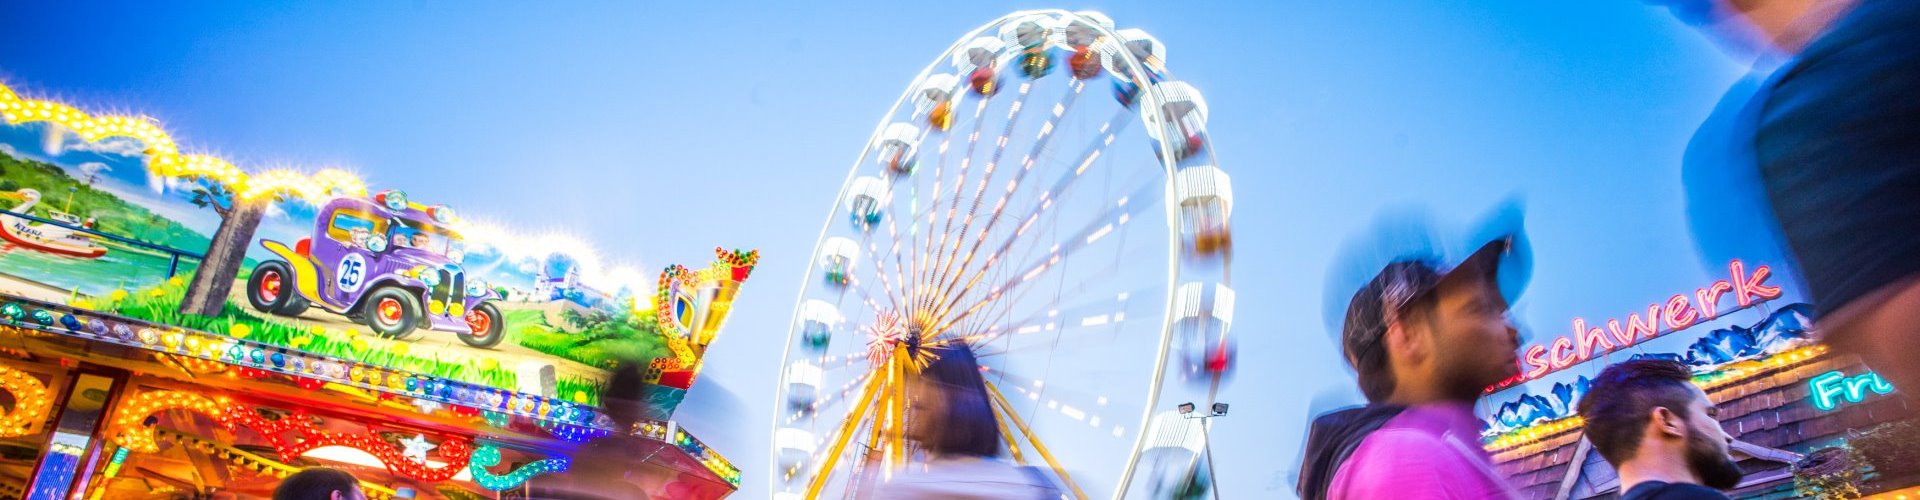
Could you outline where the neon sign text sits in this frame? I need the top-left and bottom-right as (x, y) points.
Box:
(1809, 370), (1895, 411)
(1517, 260), (1780, 383)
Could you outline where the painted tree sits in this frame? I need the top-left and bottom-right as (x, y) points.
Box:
(172, 168), (362, 316)
(180, 182), (273, 315)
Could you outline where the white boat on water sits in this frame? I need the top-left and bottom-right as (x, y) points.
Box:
(1, 188), (108, 259)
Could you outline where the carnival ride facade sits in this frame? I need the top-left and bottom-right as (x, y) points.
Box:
(771, 10), (1236, 500)
(0, 81), (747, 499)
(0, 273), (742, 499)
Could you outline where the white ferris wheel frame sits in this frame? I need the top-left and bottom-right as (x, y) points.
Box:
(770, 9), (1222, 499)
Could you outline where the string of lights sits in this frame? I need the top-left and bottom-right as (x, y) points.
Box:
(150, 428), (402, 500)
(108, 389), (473, 481)
(0, 81), (366, 203)
(0, 363), (53, 437)
(468, 443), (571, 491)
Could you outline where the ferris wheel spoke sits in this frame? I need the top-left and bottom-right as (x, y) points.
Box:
(973, 241), (1159, 334)
(994, 406), (1031, 466)
(928, 178), (1162, 336)
(911, 137), (954, 315)
(987, 368), (1127, 434)
(943, 187), (1148, 344)
(918, 97), (996, 313)
(888, 213), (917, 325)
(986, 380), (1091, 500)
(782, 370), (876, 426)
(810, 352), (873, 372)
(875, 148), (948, 316)
(925, 81), (1048, 315)
(837, 278), (893, 320)
(926, 80), (1088, 315)
(923, 109), (1135, 328)
(802, 369), (885, 499)
(966, 305), (1141, 363)
(960, 287), (1152, 348)
(809, 419), (877, 488)
(902, 124), (953, 297)
(976, 325), (1150, 363)
(798, 357), (867, 380)
(974, 107), (1136, 266)
(853, 236), (905, 312)
(874, 189), (928, 309)
(961, 273), (1147, 347)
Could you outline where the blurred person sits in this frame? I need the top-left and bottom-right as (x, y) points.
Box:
(1649, 0), (1920, 394)
(528, 361), (653, 499)
(273, 467), (365, 500)
(873, 342), (1060, 499)
(1576, 360), (1741, 499)
(1299, 204), (1531, 500)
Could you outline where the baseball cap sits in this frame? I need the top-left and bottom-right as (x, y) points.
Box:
(1321, 200), (1533, 383)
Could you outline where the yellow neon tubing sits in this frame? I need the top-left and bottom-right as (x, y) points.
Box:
(987, 381), (1089, 500)
(0, 81), (366, 202)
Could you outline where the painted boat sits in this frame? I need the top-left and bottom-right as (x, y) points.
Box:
(1, 189), (108, 259)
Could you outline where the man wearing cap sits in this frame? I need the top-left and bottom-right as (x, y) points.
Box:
(1299, 209), (1528, 500)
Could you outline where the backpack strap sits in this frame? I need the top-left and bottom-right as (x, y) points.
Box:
(1297, 404), (1407, 500)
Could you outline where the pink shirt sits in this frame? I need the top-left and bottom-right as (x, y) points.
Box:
(1328, 402), (1517, 500)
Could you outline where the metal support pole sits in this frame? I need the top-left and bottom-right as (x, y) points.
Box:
(1180, 401), (1226, 500)
(1201, 417), (1219, 500)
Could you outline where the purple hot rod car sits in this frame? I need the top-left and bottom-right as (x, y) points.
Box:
(246, 190), (506, 348)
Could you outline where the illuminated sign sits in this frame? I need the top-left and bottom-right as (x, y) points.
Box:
(1809, 370), (1895, 411)
(1516, 260), (1781, 383)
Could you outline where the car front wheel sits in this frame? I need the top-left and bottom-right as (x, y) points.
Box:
(362, 287), (422, 339)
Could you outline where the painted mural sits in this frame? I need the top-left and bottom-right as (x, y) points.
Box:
(0, 85), (750, 414)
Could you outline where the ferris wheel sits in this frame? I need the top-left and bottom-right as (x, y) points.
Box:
(771, 10), (1235, 500)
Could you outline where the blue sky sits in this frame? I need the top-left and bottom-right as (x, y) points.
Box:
(2, 1), (1772, 497)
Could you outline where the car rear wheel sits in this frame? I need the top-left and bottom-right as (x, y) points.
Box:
(246, 261), (298, 315)
(458, 302), (505, 348)
(279, 291), (311, 316)
(362, 287), (421, 339)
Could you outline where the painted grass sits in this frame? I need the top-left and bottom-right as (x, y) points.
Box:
(97, 277), (563, 398)
(511, 308), (668, 371)
(555, 376), (602, 406)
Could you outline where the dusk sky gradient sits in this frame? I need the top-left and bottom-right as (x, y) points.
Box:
(1, 2), (1776, 497)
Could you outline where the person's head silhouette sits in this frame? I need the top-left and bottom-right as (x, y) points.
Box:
(274, 467), (364, 500)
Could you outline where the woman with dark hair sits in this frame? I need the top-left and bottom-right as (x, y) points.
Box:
(875, 342), (1061, 499)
